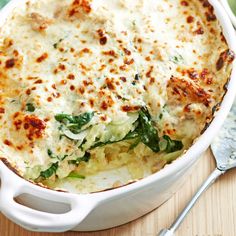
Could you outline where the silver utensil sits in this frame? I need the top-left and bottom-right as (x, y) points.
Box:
(158, 100), (236, 236)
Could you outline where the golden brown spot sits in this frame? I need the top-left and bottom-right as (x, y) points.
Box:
(52, 92), (61, 98)
(3, 38), (14, 48)
(4, 139), (13, 146)
(13, 50), (19, 57)
(89, 99), (94, 107)
(47, 97), (53, 102)
(180, 1), (189, 6)
(124, 58), (134, 65)
(70, 85), (75, 91)
(16, 145), (24, 151)
(14, 119), (22, 130)
(97, 29), (108, 45)
(78, 87), (85, 94)
(100, 37), (107, 45)
(183, 104), (191, 112)
(34, 79), (43, 84)
(99, 64), (106, 71)
(29, 12), (52, 32)
(68, 0), (92, 17)
(100, 115), (107, 121)
(186, 16), (194, 23)
(137, 38), (142, 43)
(108, 59), (114, 64)
(26, 89), (31, 95)
(101, 96), (114, 110)
(123, 48), (131, 56)
(5, 58), (15, 69)
(105, 78), (116, 90)
(80, 63), (89, 71)
(186, 68), (198, 80)
(58, 63), (66, 71)
(101, 101), (108, 110)
(23, 115), (46, 140)
(119, 65), (127, 71)
(80, 48), (91, 54)
(109, 68), (116, 73)
(36, 53), (48, 63)
(102, 50), (117, 58)
(120, 77), (127, 82)
(60, 80), (67, 85)
(121, 105), (140, 112)
(205, 11), (216, 22)
(83, 80), (93, 86)
(149, 77), (155, 84)
(24, 123), (30, 130)
(44, 118), (50, 122)
(13, 112), (20, 119)
(0, 108), (5, 114)
(216, 49), (235, 71)
(146, 66), (154, 78)
(194, 27), (204, 35)
(167, 76), (211, 107)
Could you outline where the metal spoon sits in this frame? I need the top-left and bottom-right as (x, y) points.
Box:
(158, 100), (236, 236)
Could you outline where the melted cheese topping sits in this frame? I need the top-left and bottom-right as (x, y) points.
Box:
(0, 0), (234, 193)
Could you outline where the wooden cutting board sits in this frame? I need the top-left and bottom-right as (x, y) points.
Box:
(1, 148), (236, 236)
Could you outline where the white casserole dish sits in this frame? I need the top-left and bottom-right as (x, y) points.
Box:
(0, 0), (236, 233)
(220, 0), (236, 28)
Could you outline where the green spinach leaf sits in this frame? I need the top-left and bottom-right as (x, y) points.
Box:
(137, 108), (160, 152)
(90, 108), (160, 152)
(55, 108), (183, 155)
(68, 152), (91, 165)
(47, 149), (68, 161)
(170, 54), (184, 64)
(55, 112), (94, 134)
(53, 38), (63, 49)
(67, 172), (85, 179)
(90, 108), (182, 154)
(91, 129), (139, 149)
(162, 135), (183, 153)
(26, 103), (35, 112)
(129, 137), (141, 150)
(39, 162), (59, 179)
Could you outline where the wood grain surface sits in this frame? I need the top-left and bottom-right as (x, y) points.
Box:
(1, 149), (236, 236)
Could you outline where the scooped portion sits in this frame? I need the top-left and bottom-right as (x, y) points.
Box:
(0, 0), (234, 193)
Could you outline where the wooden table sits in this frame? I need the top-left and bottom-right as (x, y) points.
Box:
(1, 149), (236, 236)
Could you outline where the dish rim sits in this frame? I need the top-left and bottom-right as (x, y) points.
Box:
(0, 0), (235, 199)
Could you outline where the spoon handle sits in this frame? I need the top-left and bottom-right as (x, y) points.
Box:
(157, 168), (225, 236)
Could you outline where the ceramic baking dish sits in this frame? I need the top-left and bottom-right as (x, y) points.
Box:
(0, 0), (236, 233)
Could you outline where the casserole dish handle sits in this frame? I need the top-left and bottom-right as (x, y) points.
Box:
(0, 162), (99, 232)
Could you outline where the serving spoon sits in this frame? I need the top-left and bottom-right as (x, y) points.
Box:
(158, 99), (236, 236)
